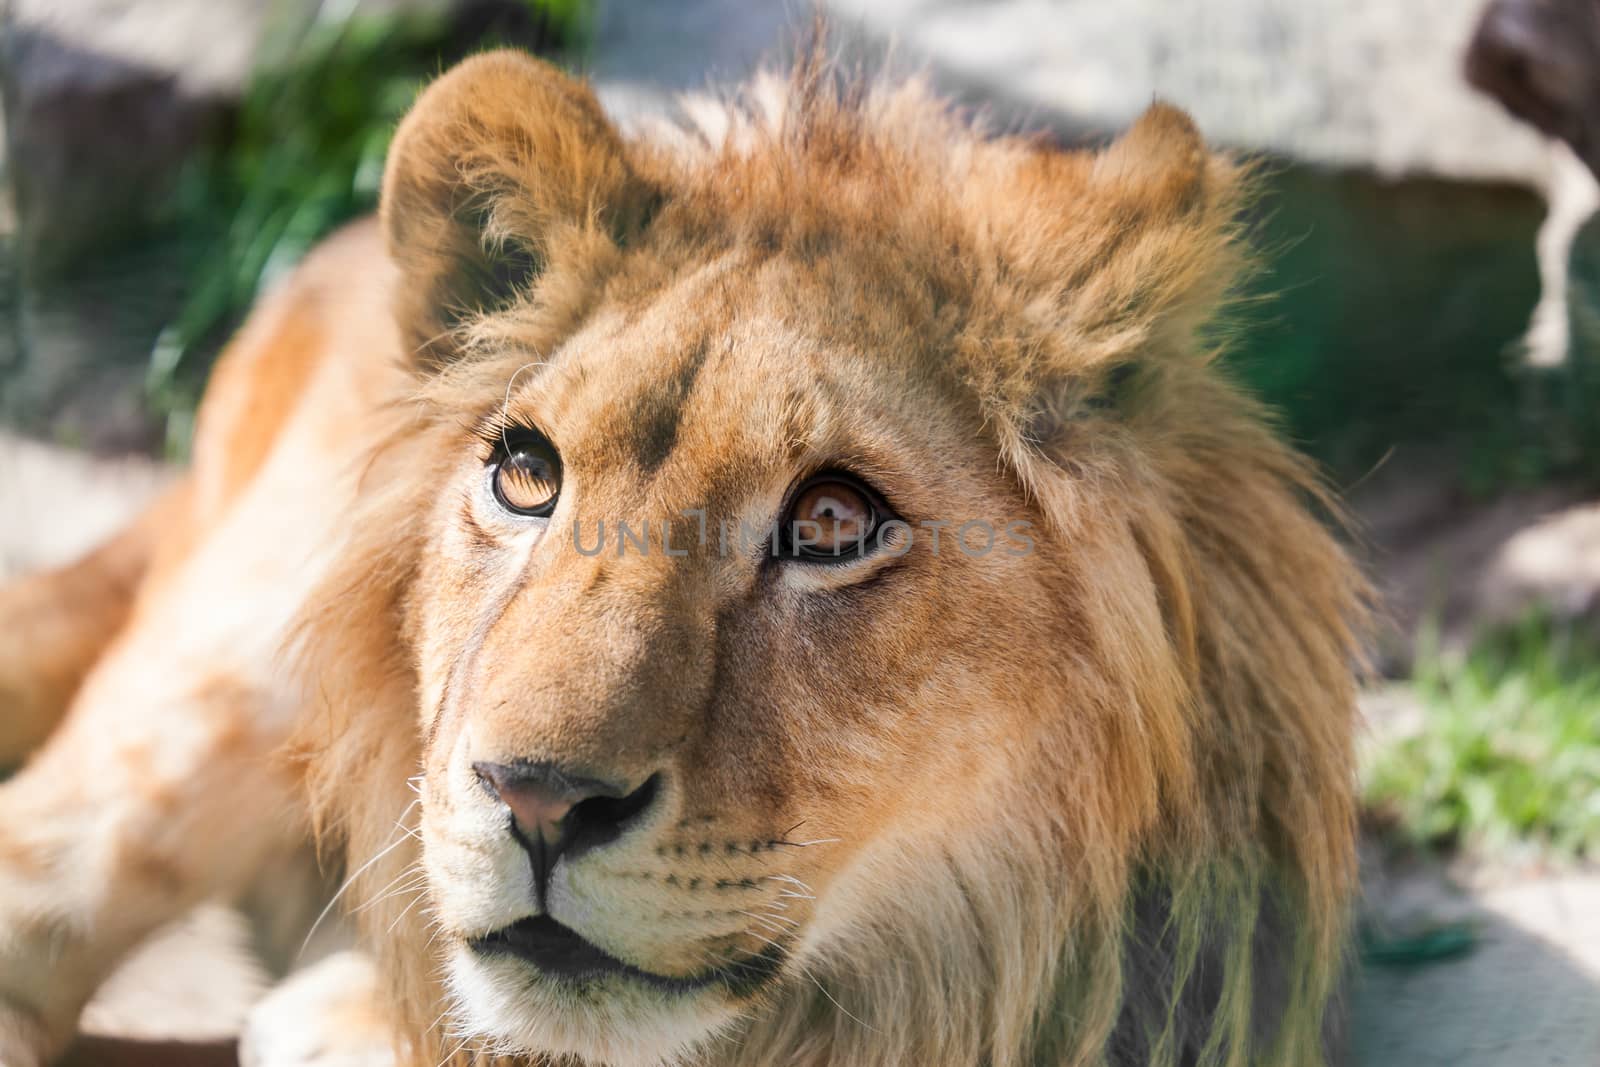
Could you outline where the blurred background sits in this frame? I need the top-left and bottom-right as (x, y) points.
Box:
(3, 1), (1600, 1064)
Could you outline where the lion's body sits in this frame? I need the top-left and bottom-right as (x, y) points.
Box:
(0, 50), (1366, 1067)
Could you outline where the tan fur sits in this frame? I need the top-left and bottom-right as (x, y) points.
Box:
(0, 482), (185, 765)
(0, 47), (1367, 1067)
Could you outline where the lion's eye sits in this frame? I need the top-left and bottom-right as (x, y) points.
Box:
(778, 476), (880, 561)
(491, 434), (562, 518)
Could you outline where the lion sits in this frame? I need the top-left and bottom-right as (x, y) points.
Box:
(0, 47), (1368, 1067)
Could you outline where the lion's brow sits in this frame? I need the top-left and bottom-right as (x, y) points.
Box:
(626, 335), (712, 475)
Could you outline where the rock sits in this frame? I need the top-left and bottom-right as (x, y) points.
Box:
(1467, 0), (1600, 181)
(830, 0), (1553, 185)
(1, 27), (234, 278)
(0, 0), (575, 453)
(1479, 501), (1600, 626)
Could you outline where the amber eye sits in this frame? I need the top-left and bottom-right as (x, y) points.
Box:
(778, 476), (881, 561)
(491, 433), (562, 518)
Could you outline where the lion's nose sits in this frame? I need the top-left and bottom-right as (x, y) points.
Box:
(471, 761), (660, 891)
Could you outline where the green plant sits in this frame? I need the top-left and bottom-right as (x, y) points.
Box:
(1364, 615), (1600, 859)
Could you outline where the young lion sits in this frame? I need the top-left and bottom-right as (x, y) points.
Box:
(0, 49), (1367, 1067)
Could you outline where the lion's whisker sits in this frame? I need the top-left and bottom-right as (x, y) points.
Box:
(736, 910), (790, 937)
(764, 873), (816, 896)
(799, 963), (880, 1034)
(386, 890), (428, 934)
(740, 908), (800, 930)
(299, 799), (421, 958)
(773, 837), (841, 849)
(433, 1032), (472, 1067)
(354, 863), (427, 913)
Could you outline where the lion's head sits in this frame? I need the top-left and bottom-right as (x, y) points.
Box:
(294, 49), (1368, 1067)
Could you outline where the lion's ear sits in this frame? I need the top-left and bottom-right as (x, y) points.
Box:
(1094, 103), (1244, 350)
(1004, 103), (1245, 377)
(1089, 103), (1211, 219)
(380, 51), (654, 365)
(981, 104), (1247, 477)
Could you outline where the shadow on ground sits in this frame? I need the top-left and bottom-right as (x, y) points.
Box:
(1354, 849), (1600, 1065)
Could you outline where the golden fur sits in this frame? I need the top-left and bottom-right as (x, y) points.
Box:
(0, 46), (1367, 1067)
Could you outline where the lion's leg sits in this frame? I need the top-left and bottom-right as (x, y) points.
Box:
(0, 616), (304, 1066)
(0, 482), (188, 768)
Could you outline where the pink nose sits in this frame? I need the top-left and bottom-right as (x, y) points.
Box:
(469, 761), (661, 892)
(473, 762), (580, 844)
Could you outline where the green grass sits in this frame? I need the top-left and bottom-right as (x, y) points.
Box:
(1364, 617), (1600, 860)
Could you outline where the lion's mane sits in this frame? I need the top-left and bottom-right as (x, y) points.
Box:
(289, 48), (1367, 1067)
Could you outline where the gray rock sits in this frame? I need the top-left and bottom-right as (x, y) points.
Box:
(1478, 501), (1600, 626)
(593, 0), (1554, 183)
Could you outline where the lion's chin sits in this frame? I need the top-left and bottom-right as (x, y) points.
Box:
(446, 948), (739, 1067)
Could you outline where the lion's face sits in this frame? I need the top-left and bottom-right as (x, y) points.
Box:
(304, 49), (1363, 1067)
(411, 251), (1075, 1064)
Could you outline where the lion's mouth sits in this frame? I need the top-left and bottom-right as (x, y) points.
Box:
(470, 915), (790, 996)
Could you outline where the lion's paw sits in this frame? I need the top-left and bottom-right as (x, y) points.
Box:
(240, 952), (395, 1067)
